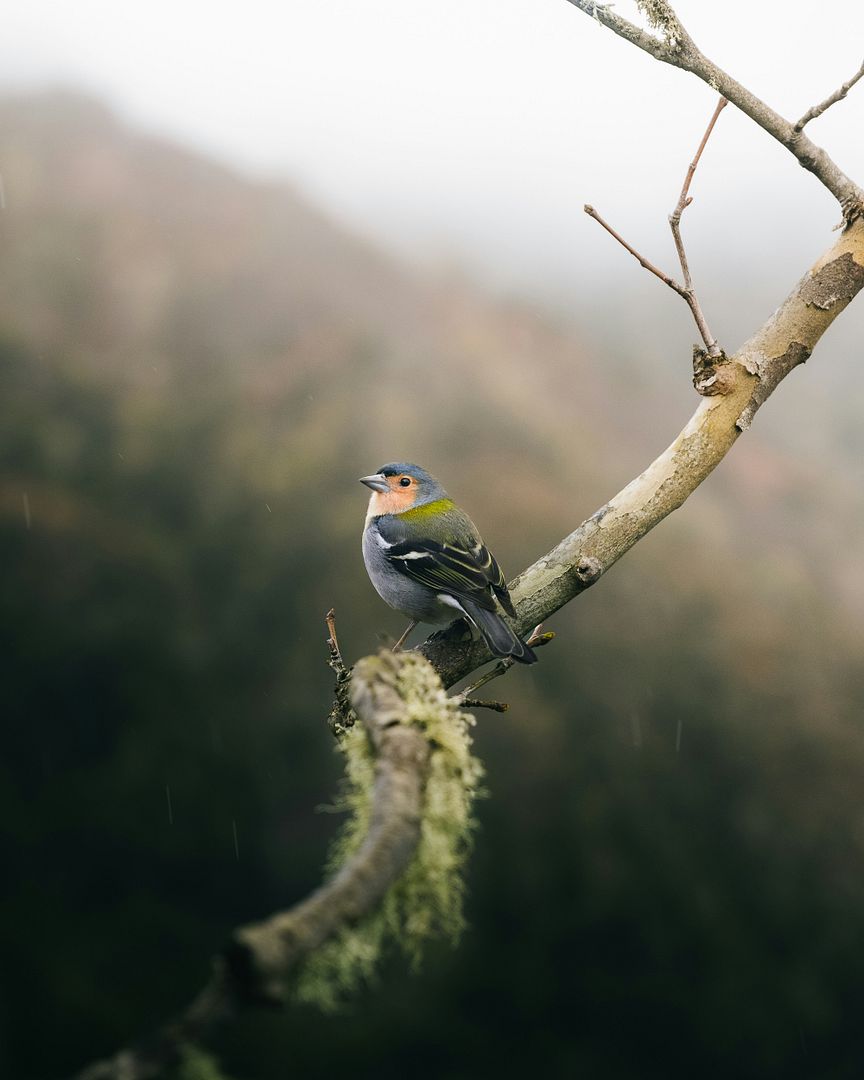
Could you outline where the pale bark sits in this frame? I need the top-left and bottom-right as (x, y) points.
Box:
(421, 219), (864, 687)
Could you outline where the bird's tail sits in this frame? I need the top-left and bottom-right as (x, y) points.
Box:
(459, 597), (538, 665)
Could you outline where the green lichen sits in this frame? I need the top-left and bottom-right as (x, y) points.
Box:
(295, 655), (483, 1011)
(635, 0), (684, 49)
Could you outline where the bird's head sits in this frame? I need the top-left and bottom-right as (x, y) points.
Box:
(359, 462), (448, 516)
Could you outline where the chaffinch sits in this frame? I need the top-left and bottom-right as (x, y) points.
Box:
(360, 462), (537, 664)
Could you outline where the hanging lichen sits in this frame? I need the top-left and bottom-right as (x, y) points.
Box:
(294, 653), (483, 1011)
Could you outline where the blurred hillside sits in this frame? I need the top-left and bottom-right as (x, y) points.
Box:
(3, 92), (864, 1079)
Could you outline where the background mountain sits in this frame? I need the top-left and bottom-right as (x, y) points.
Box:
(3, 92), (864, 1079)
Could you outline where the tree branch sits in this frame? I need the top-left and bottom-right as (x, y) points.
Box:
(584, 203), (690, 297)
(565, 1), (864, 223)
(75, 650), (439, 1079)
(584, 95), (726, 355)
(668, 96), (726, 354)
(795, 58), (864, 132)
(421, 218), (864, 687)
(325, 608), (356, 737)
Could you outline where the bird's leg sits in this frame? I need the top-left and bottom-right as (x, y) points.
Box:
(392, 620), (418, 652)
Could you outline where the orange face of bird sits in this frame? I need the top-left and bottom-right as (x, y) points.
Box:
(359, 472), (419, 517)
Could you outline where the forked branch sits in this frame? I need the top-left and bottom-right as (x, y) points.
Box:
(566, 1), (864, 223)
(585, 96), (726, 354)
(457, 624), (554, 711)
(669, 97), (727, 303)
(795, 58), (864, 132)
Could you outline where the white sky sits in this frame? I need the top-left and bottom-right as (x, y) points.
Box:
(1, 1), (863, 301)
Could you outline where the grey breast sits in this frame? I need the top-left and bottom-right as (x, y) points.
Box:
(363, 518), (449, 623)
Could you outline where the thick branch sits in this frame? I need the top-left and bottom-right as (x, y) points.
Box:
(566, 1), (864, 222)
(228, 652), (432, 999)
(421, 218), (864, 687)
(75, 650), (436, 1079)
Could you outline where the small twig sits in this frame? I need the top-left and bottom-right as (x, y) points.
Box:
(567, 1), (864, 224)
(325, 608), (356, 736)
(668, 96), (726, 355)
(325, 608), (346, 675)
(460, 697), (510, 713)
(669, 97), (728, 282)
(455, 625), (554, 709)
(794, 58), (864, 132)
(584, 204), (687, 297)
(585, 96), (726, 357)
(458, 659), (511, 701)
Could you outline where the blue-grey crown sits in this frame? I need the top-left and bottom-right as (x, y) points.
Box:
(376, 462), (447, 502)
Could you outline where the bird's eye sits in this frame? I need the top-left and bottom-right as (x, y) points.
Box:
(399, 477), (412, 487)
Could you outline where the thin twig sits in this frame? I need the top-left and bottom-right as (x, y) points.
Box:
(669, 97), (727, 282)
(325, 608), (346, 675)
(457, 659), (511, 701)
(566, 1), (864, 223)
(455, 625), (554, 708)
(794, 58), (864, 132)
(460, 697), (510, 713)
(584, 205), (689, 298)
(325, 608), (355, 736)
(585, 94), (726, 355)
(668, 96), (727, 355)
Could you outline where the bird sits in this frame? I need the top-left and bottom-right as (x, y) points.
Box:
(360, 462), (537, 664)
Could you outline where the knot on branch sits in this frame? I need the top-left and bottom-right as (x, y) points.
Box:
(839, 195), (864, 229)
(692, 346), (735, 396)
(574, 556), (603, 585)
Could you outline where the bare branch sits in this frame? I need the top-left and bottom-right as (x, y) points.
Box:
(670, 97), (727, 253)
(456, 625), (554, 710)
(585, 94), (727, 354)
(795, 58), (864, 132)
(665, 97), (726, 352)
(666, 95), (727, 355)
(460, 696), (510, 713)
(325, 607), (344, 672)
(566, 1), (864, 222)
(422, 219), (864, 688)
(584, 203), (689, 297)
(325, 608), (356, 736)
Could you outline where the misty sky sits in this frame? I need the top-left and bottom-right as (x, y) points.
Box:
(2, 1), (863, 303)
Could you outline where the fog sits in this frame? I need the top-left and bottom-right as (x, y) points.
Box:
(3, 1), (863, 301)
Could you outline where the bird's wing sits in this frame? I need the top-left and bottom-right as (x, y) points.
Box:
(377, 509), (513, 614)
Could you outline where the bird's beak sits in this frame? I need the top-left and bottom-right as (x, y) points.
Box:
(359, 473), (389, 494)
